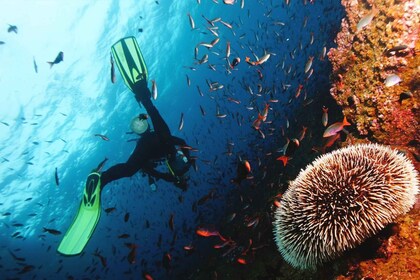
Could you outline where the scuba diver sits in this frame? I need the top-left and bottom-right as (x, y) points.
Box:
(100, 77), (192, 191)
(58, 36), (192, 256)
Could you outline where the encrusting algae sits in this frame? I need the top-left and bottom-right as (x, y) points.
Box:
(324, 0), (420, 279)
(328, 0), (419, 151)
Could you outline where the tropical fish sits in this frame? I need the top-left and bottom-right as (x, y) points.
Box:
(47, 51), (64, 68)
(322, 106), (328, 127)
(385, 45), (408, 56)
(323, 116), (350, 137)
(187, 13), (195, 29)
(399, 91), (413, 104)
(199, 105), (206, 116)
(178, 113), (184, 130)
(33, 57), (38, 73)
(197, 54), (208, 64)
(220, 20), (233, 29)
(93, 250), (107, 267)
(151, 80), (158, 99)
(295, 84), (303, 98)
(384, 74), (401, 87)
(126, 243), (137, 264)
(226, 41), (231, 58)
(245, 53), (270, 66)
(356, 8), (377, 32)
(232, 159), (251, 185)
(124, 212), (130, 222)
(297, 126), (307, 142)
(196, 227), (225, 241)
(94, 134), (109, 141)
(320, 46), (327, 60)
(7, 24), (18, 33)
(252, 114), (264, 130)
(276, 138), (300, 166)
(110, 53), (116, 83)
(43, 227), (61, 235)
(169, 214), (174, 231)
(261, 103), (270, 121)
(230, 57), (240, 69)
(237, 258), (247, 264)
(162, 253), (172, 272)
(54, 167), (59, 186)
(304, 56), (314, 73)
(0, 41), (4, 45)
(183, 244), (194, 251)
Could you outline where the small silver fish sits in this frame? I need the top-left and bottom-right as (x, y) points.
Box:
(187, 13), (195, 29)
(357, 9), (376, 32)
(178, 113), (184, 131)
(384, 74), (401, 87)
(151, 80), (158, 99)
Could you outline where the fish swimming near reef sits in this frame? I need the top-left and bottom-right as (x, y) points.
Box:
(323, 116), (350, 138)
(47, 51), (64, 68)
(231, 159), (251, 185)
(384, 74), (401, 87)
(276, 138), (300, 166)
(322, 106), (328, 127)
(356, 8), (377, 32)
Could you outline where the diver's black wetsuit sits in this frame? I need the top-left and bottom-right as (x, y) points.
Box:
(101, 80), (190, 189)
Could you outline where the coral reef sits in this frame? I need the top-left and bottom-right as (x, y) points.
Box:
(273, 144), (419, 270)
(327, 0), (419, 154)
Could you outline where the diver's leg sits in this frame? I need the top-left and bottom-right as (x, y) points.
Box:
(100, 143), (143, 189)
(133, 81), (173, 148)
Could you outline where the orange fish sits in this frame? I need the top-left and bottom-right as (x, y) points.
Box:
(261, 103), (270, 121)
(245, 53), (270, 66)
(196, 228), (220, 237)
(295, 84), (303, 98)
(323, 116), (350, 137)
(237, 257), (247, 264)
(276, 138), (300, 166)
(252, 114), (264, 130)
(196, 227), (226, 241)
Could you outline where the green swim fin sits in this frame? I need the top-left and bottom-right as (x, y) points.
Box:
(111, 36), (148, 93)
(57, 172), (102, 256)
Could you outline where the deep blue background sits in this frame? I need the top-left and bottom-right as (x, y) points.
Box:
(0, 0), (344, 279)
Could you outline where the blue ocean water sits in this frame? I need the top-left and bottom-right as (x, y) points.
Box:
(0, 0), (344, 279)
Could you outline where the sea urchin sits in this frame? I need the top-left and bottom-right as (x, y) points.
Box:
(273, 143), (419, 270)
